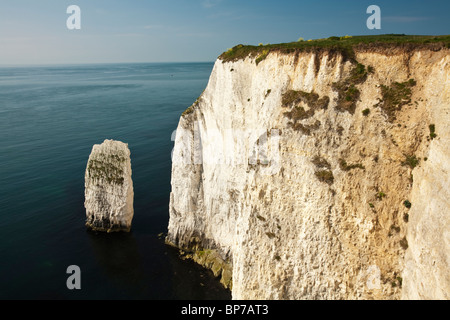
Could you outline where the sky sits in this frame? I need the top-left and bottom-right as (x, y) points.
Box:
(0, 0), (449, 65)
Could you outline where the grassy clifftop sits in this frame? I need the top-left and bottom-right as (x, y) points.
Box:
(219, 34), (450, 63)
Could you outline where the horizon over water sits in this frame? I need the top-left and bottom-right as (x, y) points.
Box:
(0, 62), (231, 299)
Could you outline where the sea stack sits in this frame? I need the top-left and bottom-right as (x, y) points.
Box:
(84, 139), (134, 232)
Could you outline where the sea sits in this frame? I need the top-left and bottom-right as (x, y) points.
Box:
(0, 62), (231, 300)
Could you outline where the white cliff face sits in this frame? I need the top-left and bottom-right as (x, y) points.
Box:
(401, 52), (450, 300)
(167, 48), (449, 299)
(85, 139), (134, 232)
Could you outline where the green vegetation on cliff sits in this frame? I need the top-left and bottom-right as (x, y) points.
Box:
(332, 62), (372, 114)
(282, 90), (329, 134)
(87, 154), (126, 185)
(219, 34), (450, 64)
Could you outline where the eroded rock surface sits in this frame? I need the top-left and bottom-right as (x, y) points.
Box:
(85, 139), (134, 232)
(167, 46), (449, 299)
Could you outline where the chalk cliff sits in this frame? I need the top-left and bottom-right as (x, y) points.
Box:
(85, 139), (134, 232)
(167, 40), (449, 299)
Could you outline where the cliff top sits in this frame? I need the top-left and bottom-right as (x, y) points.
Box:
(219, 34), (450, 63)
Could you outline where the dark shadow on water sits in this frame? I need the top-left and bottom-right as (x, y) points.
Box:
(164, 244), (232, 300)
(86, 230), (150, 299)
(86, 230), (231, 300)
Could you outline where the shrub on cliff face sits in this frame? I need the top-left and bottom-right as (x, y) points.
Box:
(403, 200), (412, 209)
(339, 158), (365, 171)
(182, 95), (203, 117)
(182, 105), (194, 117)
(290, 120), (321, 135)
(332, 63), (369, 114)
(400, 237), (409, 250)
(351, 63), (368, 81)
(315, 170), (334, 185)
(312, 156), (331, 169)
(282, 90), (329, 111)
(377, 79), (416, 121)
(282, 90), (329, 134)
(256, 49), (270, 65)
(87, 157), (125, 185)
(429, 124), (437, 140)
(376, 191), (386, 200)
(402, 155), (420, 169)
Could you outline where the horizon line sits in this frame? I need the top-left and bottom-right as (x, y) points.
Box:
(0, 61), (217, 68)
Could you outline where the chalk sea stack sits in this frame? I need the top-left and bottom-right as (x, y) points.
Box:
(84, 139), (134, 232)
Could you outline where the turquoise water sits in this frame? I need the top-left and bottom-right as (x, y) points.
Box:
(0, 62), (230, 299)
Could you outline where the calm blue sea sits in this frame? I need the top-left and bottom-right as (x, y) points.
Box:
(0, 62), (230, 300)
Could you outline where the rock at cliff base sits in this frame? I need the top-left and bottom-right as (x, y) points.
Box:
(84, 139), (134, 232)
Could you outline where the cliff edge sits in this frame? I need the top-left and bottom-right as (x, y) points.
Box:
(167, 35), (449, 299)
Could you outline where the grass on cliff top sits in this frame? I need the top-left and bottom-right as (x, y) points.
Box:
(219, 34), (450, 63)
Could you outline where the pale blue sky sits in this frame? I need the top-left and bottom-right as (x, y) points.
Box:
(1, 0), (449, 65)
